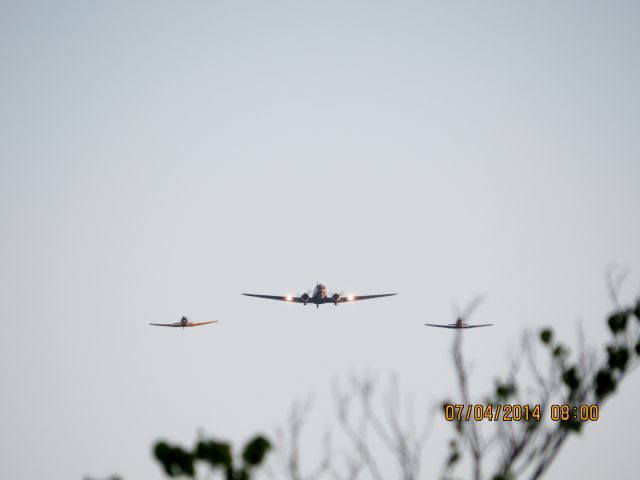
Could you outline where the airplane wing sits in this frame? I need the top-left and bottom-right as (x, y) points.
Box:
(424, 323), (459, 329)
(338, 293), (397, 303)
(149, 323), (181, 327)
(186, 321), (218, 327)
(463, 324), (494, 328)
(242, 293), (302, 303)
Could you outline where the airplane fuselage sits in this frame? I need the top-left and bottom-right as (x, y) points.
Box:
(314, 284), (327, 300)
(303, 284), (342, 307)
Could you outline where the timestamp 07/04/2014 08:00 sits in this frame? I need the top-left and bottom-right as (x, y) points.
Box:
(443, 404), (600, 422)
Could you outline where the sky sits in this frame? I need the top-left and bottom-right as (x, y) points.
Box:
(1, 1), (639, 479)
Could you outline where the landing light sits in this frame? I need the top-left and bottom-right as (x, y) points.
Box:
(285, 295), (293, 301)
(348, 295), (355, 301)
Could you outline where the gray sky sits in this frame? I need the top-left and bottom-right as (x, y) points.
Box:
(1, 1), (639, 479)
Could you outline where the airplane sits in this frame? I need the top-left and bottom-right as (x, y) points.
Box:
(242, 283), (397, 308)
(149, 316), (218, 329)
(424, 318), (493, 329)
(425, 296), (493, 329)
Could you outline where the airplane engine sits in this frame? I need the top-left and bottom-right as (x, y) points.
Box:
(332, 293), (340, 305)
(301, 293), (310, 305)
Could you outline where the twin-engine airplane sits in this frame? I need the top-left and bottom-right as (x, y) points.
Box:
(242, 283), (397, 308)
(150, 316), (218, 329)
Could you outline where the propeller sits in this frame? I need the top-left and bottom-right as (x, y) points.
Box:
(299, 290), (312, 305)
(331, 291), (344, 305)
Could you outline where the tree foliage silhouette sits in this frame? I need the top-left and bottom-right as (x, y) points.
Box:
(442, 276), (640, 480)
(153, 434), (271, 479)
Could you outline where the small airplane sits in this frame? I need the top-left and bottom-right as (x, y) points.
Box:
(425, 297), (493, 329)
(242, 283), (397, 308)
(424, 318), (493, 329)
(149, 316), (218, 329)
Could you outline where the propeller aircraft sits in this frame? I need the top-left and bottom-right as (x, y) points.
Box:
(149, 316), (218, 329)
(242, 283), (397, 308)
(425, 296), (493, 329)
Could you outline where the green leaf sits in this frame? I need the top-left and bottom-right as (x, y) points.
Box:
(607, 312), (628, 334)
(553, 344), (568, 359)
(495, 381), (517, 400)
(540, 329), (553, 345)
(595, 369), (617, 400)
(153, 441), (194, 478)
(607, 346), (630, 372)
(562, 367), (580, 391)
(241, 436), (271, 467)
(560, 416), (583, 433)
(195, 440), (233, 469)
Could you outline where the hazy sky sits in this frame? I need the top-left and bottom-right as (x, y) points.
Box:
(1, 1), (639, 479)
